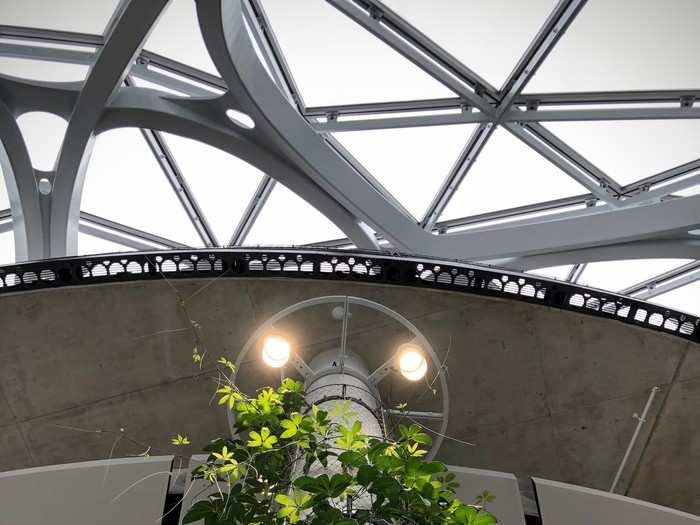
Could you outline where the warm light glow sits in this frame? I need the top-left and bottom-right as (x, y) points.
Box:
(398, 343), (428, 381)
(262, 335), (291, 368)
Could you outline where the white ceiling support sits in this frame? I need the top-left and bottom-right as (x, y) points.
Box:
(505, 123), (620, 206)
(79, 211), (188, 249)
(228, 175), (276, 246)
(621, 158), (700, 196)
(326, 0), (495, 115)
(566, 263), (586, 283)
(620, 261), (700, 301)
(492, 239), (700, 272)
(0, 99), (44, 261)
(357, 0), (499, 100)
(442, 194), (700, 261)
(138, 125), (218, 247)
(244, 0), (307, 110)
(49, 0), (171, 258)
(421, 123), (495, 230)
(497, 0), (588, 112)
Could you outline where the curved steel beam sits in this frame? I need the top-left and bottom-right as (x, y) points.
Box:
(100, 88), (379, 248)
(444, 194), (700, 261)
(490, 238), (700, 271)
(196, 0), (414, 250)
(0, 99), (44, 261)
(0, 76), (79, 118)
(50, 0), (170, 257)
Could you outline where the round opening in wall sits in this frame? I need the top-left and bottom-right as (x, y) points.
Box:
(226, 109), (255, 130)
(38, 178), (52, 195)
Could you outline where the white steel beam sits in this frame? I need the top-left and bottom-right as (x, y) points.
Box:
(50, 0), (170, 257)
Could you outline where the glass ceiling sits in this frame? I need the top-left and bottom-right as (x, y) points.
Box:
(259, 0), (455, 106)
(0, 0), (699, 318)
(2, 0), (121, 35)
(577, 259), (692, 293)
(527, 0), (700, 92)
(543, 120), (700, 187)
(440, 127), (587, 220)
(244, 182), (345, 246)
(333, 124), (476, 220)
(145, 0), (220, 76)
(382, 0), (559, 89)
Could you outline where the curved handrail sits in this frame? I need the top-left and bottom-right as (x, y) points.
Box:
(0, 248), (697, 343)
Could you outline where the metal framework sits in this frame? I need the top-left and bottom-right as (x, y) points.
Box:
(0, 0), (699, 304)
(0, 248), (697, 344)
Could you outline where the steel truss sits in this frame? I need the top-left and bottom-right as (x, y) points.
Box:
(0, 0), (699, 301)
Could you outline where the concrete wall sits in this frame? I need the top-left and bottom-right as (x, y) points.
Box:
(0, 278), (697, 513)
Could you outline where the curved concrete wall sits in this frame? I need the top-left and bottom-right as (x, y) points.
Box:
(0, 277), (697, 514)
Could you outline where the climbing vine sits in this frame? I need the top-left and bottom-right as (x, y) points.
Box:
(173, 357), (496, 525)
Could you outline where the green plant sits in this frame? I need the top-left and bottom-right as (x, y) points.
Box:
(178, 359), (496, 525)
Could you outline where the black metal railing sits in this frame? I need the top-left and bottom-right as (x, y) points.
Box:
(0, 248), (697, 343)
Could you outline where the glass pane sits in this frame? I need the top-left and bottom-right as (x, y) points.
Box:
(382, 0), (558, 88)
(144, 0), (219, 76)
(649, 280), (700, 317)
(2, 0), (122, 35)
(162, 133), (265, 245)
(528, 0), (700, 92)
(333, 124), (476, 220)
(244, 182), (344, 246)
(81, 128), (202, 246)
(543, 121), (700, 187)
(528, 265), (574, 281)
(0, 57), (89, 82)
(578, 259), (692, 293)
(0, 230), (14, 265)
(259, 0), (454, 106)
(130, 77), (190, 97)
(440, 127), (588, 221)
(16, 112), (67, 171)
(78, 232), (136, 255)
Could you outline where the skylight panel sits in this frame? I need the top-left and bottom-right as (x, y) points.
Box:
(543, 120), (700, 187)
(649, 280), (700, 317)
(162, 133), (265, 245)
(2, 0), (122, 35)
(527, 0), (700, 92)
(0, 230), (14, 265)
(243, 183), (345, 246)
(382, 0), (559, 89)
(16, 112), (67, 171)
(333, 124), (476, 220)
(0, 57), (89, 82)
(81, 128), (202, 247)
(259, 0), (455, 106)
(144, 0), (220, 76)
(77, 232), (136, 256)
(528, 265), (574, 281)
(440, 127), (589, 221)
(129, 77), (189, 98)
(578, 259), (692, 293)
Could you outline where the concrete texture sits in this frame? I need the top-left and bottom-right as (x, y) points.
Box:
(0, 277), (697, 513)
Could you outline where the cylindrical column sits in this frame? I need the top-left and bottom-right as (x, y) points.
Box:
(301, 349), (384, 512)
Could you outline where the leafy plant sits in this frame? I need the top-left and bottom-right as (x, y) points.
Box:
(181, 359), (496, 525)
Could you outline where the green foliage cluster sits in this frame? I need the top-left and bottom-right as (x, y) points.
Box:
(178, 358), (496, 525)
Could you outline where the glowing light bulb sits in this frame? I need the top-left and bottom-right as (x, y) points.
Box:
(398, 343), (427, 381)
(262, 335), (290, 368)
